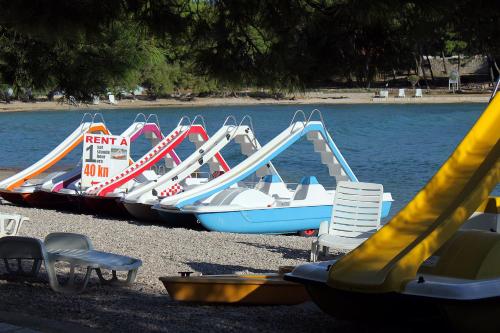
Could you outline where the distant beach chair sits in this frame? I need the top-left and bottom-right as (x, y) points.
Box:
(0, 232), (142, 293)
(449, 70), (460, 92)
(397, 88), (406, 98)
(379, 90), (389, 98)
(0, 213), (27, 237)
(108, 94), (118, 105)
(68, 95), (79, 107)
(414, 88), (423, 98)
(310, 181), (384, 262)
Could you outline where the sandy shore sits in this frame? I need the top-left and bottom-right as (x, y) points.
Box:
(0, 92), (489, 112)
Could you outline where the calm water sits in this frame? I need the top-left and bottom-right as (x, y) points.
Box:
(0, 103), (493, 218)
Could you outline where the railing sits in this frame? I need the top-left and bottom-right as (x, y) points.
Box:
(191, 114), (207, 130)
(289, 109), (328, 136)
(146, 114), (161, 133)
(79, 113), (93, 125)
(289, 109), (307, 133)
(91, 113), (106, 128)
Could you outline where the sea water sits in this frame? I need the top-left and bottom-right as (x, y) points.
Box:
(0, 103), (493, 218)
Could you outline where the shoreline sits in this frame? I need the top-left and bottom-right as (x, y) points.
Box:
(0, 92), (489, 112)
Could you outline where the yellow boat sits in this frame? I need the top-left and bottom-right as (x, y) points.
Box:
(285, 91), (500, 332)
(159, 272), (310, 305)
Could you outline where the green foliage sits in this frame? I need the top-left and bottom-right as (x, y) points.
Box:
(0, 0), (499, 95)
(408, 75), (420, 87)
(50, 21), (154, 99)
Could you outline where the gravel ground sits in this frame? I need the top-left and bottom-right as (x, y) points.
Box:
(0, 202), (437, 333)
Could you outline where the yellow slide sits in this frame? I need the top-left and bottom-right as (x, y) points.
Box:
(329, 94), (500, 293)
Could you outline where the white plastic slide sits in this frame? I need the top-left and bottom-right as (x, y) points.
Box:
(85, 116), (228, 197)
(0, 114), (109, 191)
(39, 114), (170, 193)
(157, 113), (358, 209)
(124, 116), (279, 205)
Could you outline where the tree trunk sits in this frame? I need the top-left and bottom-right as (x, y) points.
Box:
(392, 68), (397, 81)
(365, 54), (371, 88)
(493, 56), (500, 75)
(487, 54), (495, 83)
(425, 54), (435, 82)
(457, 54), (461, 90)
(418, 51), (429, 89)
(441, 50), (448, 74)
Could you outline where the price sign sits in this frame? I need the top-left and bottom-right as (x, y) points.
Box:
(81, 134), (130, 189)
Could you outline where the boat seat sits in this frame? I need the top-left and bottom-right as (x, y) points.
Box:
(418, 230), (500, 280)
(290, 176), (331, 206)
(255, 175), (291, 199)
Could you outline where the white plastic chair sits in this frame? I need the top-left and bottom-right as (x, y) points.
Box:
(415, 88), (423, 98)
(379, 90), (389, 98)
(310, 181), (384, 262)
(397, 89), (405, 98)
(108, 94), (117, 105)
(0, 213), (27, 237)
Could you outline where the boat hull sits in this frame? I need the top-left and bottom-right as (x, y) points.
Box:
(194, 201), (391, 234)
(123, 202), (161, 222)
(83, 196), (131, 218)
(25, 191), (77, 210)
(294, 280), (500, 332)
(159, 274), (310, 305)
(195, 205), (329, 234)
(156, 210), (202, 229)
(0, 190), (33, 206)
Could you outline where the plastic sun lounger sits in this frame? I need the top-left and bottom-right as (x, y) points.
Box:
(0, 233), (142, 294)
(0, 213), (27, 237)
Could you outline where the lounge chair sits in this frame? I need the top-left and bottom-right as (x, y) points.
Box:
(0, 232), (142, 293)
(310, 181), (384, 262)
(0, 213), (27, 237)
(414, 88), (423, 98)
(397, 88), (405, 98)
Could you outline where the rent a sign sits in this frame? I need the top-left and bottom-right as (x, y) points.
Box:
(81, 134), (130, 189)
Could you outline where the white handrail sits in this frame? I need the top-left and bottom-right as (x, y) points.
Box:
(289, 110), (307, 133)
(146, 114), (161, 132)
(191, 114), (207, 130)
(176, 116), (192, 127)
(236, 115), (258, 147)
(91, 113), (106, 128)
(80, 113), (93, 125)
(132, 113), (147, 124)
(222, 115), (238, 127)
(303, 109), (327, 134)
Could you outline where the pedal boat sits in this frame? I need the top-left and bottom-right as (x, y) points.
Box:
(0, 171), (68, 206)
(172, 175), (393, 234)
(285, 199), (500, 331)
(154, 112), (393, 235)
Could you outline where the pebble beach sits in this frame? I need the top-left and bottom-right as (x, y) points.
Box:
(0, 196), (351, 332)
(0, 200), (445, 333)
